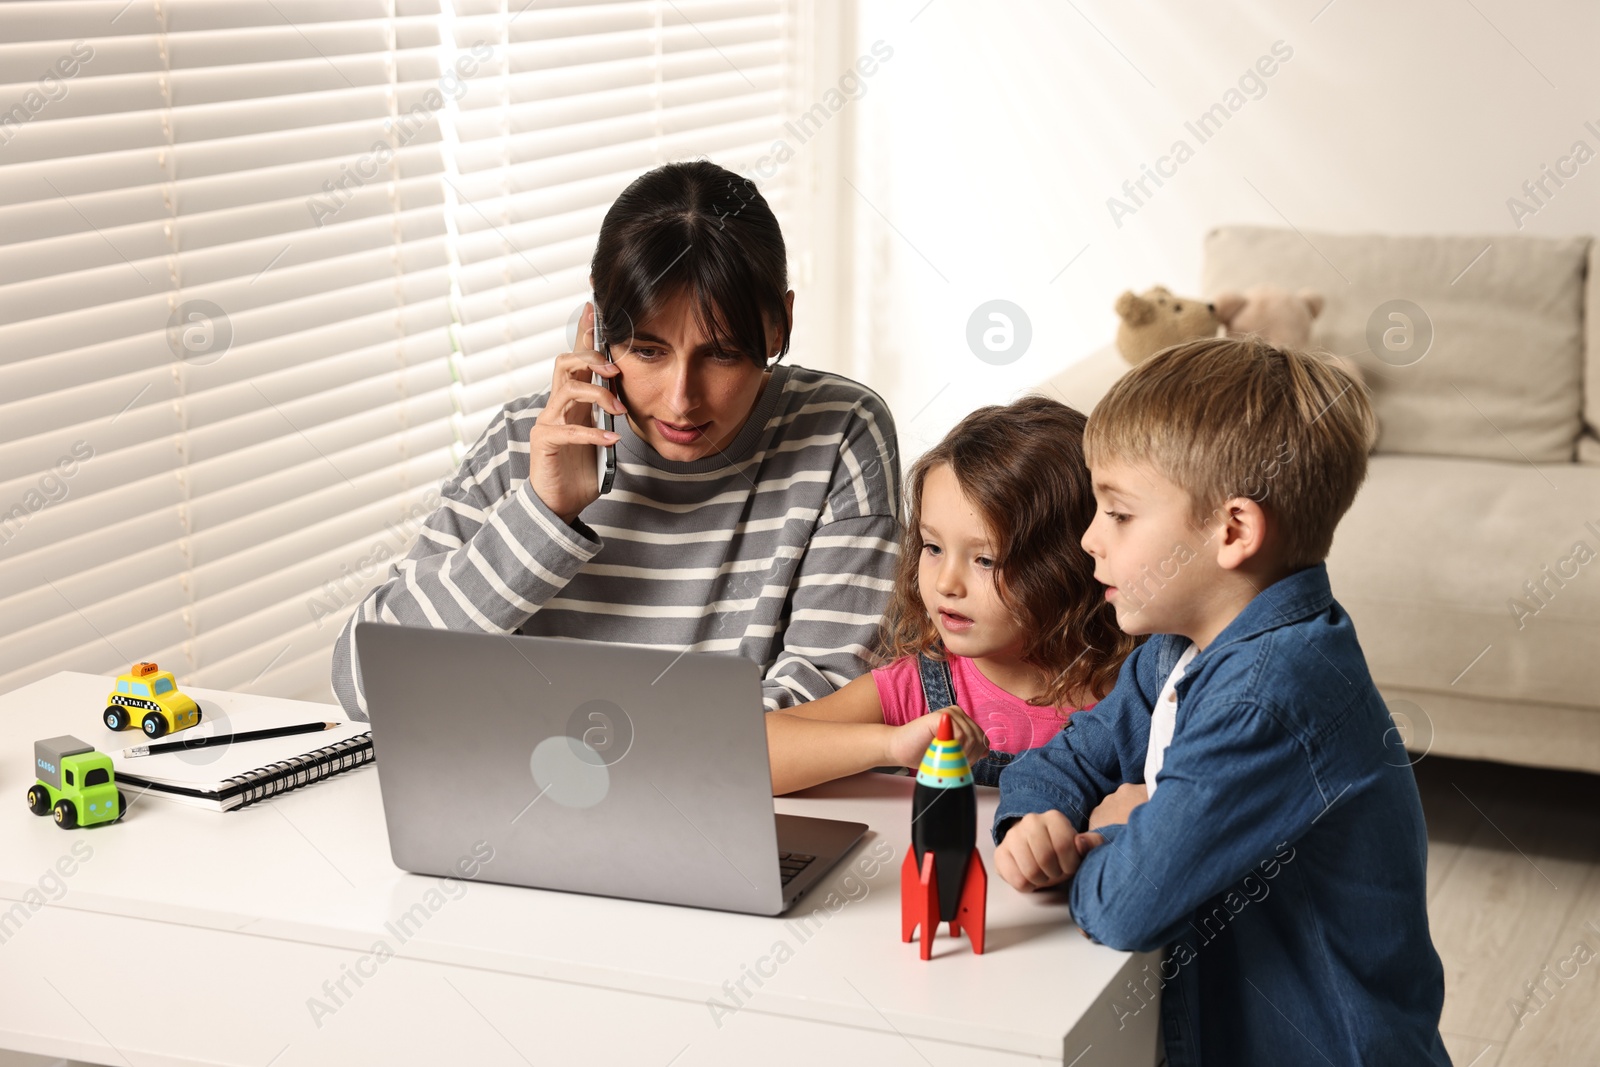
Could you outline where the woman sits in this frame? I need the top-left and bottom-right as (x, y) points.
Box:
(331, 161), (901, 719)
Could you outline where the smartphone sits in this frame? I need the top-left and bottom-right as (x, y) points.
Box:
(591, 296), (617, 495)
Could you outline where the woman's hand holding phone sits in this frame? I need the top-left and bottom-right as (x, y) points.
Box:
(529, 302), (625, 523)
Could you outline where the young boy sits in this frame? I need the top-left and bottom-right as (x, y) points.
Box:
(994, 337), (1450, 1066)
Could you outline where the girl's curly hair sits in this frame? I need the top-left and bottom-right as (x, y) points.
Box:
(875, 394), (1142, 710)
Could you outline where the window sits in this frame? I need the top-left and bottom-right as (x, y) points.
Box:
(65, 770), (74, 787)
(153, 677), (174, 695)
(0, 0), (815, 702)
(85, 768), (110, 786)
(118, 680), (131, 694)
(132, 682), (151, 698)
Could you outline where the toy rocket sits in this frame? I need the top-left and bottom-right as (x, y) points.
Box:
(900, 712), (986, 958)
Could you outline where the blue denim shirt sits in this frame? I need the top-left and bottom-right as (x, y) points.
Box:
(995, 563), (1450, 1067)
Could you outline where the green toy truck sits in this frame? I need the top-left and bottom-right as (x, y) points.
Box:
(26, 736), (125, 829)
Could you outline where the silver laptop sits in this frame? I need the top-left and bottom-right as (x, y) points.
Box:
(354, 622), (868, 915)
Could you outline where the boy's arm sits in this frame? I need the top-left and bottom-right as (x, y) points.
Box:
(992, 636), (1167, 839)
(1065, 697), (1328, 953)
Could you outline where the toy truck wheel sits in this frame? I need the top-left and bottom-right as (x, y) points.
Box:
(104, 705), (127, 730)
(27, 785), (51, 816)
(117, 789), (128, 820)
(141, 711), (169, 738)
(53, 799), (77, 829)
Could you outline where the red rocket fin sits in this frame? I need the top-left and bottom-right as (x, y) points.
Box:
(899, 848), (940, 960)
(955, 847), (987, 955)
(899, 847), (920, 942)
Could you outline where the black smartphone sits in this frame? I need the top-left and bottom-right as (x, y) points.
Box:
(591, 296), (617, 495)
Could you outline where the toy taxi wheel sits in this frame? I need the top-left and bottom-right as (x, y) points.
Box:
(27, 785), (51, 816)
(53, 799), (78, 829)
(117, 789), (128, 820)
(141, 711), (168, 739)
(104, 705), (127, 731)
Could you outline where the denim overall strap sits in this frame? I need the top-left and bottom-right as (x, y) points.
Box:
(916, 652), (1014, 787)
(915, 653), (956, 712)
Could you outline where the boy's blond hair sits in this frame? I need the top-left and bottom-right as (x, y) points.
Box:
(1083, 336), (1377, 569)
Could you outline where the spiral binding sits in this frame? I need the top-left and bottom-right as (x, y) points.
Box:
(218, 732), (374, 809)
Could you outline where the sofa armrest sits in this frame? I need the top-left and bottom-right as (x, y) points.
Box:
(1035, 341), (1128, 416)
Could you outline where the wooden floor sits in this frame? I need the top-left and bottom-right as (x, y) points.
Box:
(2, 753), (1596, 1067)
(1418, 753), (1600, 1066)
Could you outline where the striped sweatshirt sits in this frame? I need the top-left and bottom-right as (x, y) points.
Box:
(330, 363), (902, 720)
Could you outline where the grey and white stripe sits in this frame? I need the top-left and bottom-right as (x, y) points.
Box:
(331, 364), (902, 719)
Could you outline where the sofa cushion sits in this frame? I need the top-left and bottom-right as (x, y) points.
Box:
(1328, 453), (1600, 712)
(1203, 226), (1589, 464)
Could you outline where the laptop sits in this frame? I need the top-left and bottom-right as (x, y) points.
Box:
(354, 622), (868, 915)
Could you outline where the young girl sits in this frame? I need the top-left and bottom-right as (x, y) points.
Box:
(766, 395), (1141, 795)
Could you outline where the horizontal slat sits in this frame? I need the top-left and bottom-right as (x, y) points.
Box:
(0, 265), (576, 474)
(244, 648), (338, 705)
(456, 345), (559, 414)
(0, 0), (773, 48)
(1, 259), (455, 378)
(0, 0), (444, 44)
(0, 109), (449, 214)
(0, 187), (447, 287)
(0, 16), (444, 84)
(0, 300), (460, 466)
(0, 426), (460, 626)
(0, 405), (454, 579)
(452, 80), (784, 175)
(178, 626), (341, 702)
(0, 77), (446, 167)
(3, 19), (782, 147)
(0, 89), (779, 301)
(1, 216), (457, 333)
(2, 47), (782, 220)
(0, 53), (449, 126)
(0, 456), (455, 684)
(0, 140), (451, 241)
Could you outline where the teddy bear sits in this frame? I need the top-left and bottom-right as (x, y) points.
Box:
(1211, 284), (1364, 387)
(1113, 286), (1221, 366)
(1211, 284), (1322, 349)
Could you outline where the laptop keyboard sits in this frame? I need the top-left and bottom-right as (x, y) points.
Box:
(778, 851), (816, 885)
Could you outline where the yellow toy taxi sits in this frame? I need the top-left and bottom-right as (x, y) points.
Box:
(103, 661), (201, 739)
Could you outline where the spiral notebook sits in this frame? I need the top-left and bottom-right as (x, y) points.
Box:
(110, 718), (373, 812)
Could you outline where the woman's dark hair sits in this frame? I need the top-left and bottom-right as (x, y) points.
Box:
(591, 161), (791, 367)
(875, 395), (1144, 710)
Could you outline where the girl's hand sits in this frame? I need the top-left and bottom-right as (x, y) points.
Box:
(529, 302), (625, 523)
(885, 705), (990, 770)
(1087, 782), (1148, 830)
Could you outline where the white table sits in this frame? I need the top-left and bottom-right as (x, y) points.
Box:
(0, 672), (1160, 1067)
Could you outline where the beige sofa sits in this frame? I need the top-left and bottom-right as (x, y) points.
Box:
(1043, 225), (1600, 774)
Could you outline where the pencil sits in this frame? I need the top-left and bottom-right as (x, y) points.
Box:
(121, 721), (342, 759)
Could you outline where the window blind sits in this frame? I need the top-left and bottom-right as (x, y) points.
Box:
(0, 0), (802, 703)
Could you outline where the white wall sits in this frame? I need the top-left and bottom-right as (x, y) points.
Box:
(846, 0), (1600, 461)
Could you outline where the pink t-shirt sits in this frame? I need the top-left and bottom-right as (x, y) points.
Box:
(872, 654), (1094, 753)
